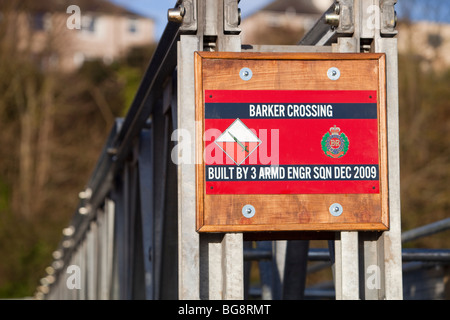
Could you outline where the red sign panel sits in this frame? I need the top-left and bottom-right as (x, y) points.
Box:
(204, 90), (380, 195)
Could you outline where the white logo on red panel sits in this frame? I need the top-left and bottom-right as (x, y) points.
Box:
(215, 119), (262, 166)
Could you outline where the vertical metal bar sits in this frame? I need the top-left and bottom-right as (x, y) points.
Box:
(153, 102), (169, 299)
(177, 34), (201, 300)
(128, 150), (142, 299)
(331, 9), (360, 299)
(97, 208), (108, 300)
(105, 198), (116, 299)
(200, 233), (244, 299)
(177, 0), (243, 300)
(282, 241), (309, 300)
(243, 241), (252, 299)
(111, 168), (126, 299)
(204, 0), (218, 37)
(358, 0), (402, 300)
(69, 248), (76, 299)
(159, 119), (179, 300)
(337, 0), (376, 301)
(271, 241), (286, 300)
(257, 241), (275, 300)
(375, 36), (403, 300)
(86, 222), (98, 300)
(359, 232), (384, 299)
(200, 233), (223, 300)
(221, 233), (244, 299)
(138, 128), (154, 299)
(335, 232), (360, 300)
(79, 239), (87, 300)
(330, 0), (403, 300)
(200, 0), (244, 300)
(131, 187), (146, 300)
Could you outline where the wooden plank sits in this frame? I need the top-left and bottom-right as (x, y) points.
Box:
(200, 194), (386, 232)
(195, 52), (389, 234)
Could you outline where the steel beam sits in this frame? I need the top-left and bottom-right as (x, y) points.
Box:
(177, 0), (244, 300)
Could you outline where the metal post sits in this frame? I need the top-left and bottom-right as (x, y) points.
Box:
(368, 0), (403, 300)
(328, 0), (402, 300)
(331, 8), (360, 299)
(177, 33), (201, 299)
(375, 36), (403, 301)
(177, 0), (244, 300)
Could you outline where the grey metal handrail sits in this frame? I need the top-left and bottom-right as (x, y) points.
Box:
(402, 218), (450, 244)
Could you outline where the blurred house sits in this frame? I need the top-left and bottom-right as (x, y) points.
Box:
(0, 0), (155, 72)
(398, 21), (450, 71)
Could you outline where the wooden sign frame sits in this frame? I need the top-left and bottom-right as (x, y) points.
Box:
(195, 52), (389, 233)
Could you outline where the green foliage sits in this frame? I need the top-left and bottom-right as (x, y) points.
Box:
(341, 133), (350, 156)
(321, 132), (330, 156)
(398, 53), (450, 249)
(117, 45), (156, 115)
(0, 42), (155, 298)
(116, 66), (143, 116)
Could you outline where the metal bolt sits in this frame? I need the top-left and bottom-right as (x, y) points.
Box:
(62, 226), (75, 237)
(327, 67), (341, 81)
(168, 6), (185, 23)
(107, 147), (117, 155)
(325, 3), (341, 27)
(239, 67), (253, 81)
(52, 250), (63, 260)
(325, 13), (340, 27)
(62, 239), (74, 248)
(78, 206), (89, 215)
(78, 188), (92, 200)
(329, 203), (343, 217)
(242, 204), (255, 219)
(334, 3), (341, 15)
(45, 266), (55, 275)
(52, 260), (64, 270)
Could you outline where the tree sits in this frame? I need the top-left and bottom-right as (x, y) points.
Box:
(0, 2), (155, 297)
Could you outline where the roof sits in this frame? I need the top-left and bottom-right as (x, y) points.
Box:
(262, 0), (334, 15)
(0, 0), (144, 17)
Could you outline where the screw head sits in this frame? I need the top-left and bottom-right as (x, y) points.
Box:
(327, 67), (341, 81)
(242, 204), (255, 219)
(239, 68), (253, 81)
(329, 203), (343, 217)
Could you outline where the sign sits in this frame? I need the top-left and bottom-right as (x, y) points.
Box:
(204, 90), (379, 195)
(195, 52), (389, 233)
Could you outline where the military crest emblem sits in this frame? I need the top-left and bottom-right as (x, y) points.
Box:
(321, 125), (349, 159)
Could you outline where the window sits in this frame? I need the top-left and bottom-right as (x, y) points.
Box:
(128, 18), (138, 33)
(81, 15), (97, 33)
(32, 13), (47, 31)
(31, 13), (52, 31)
